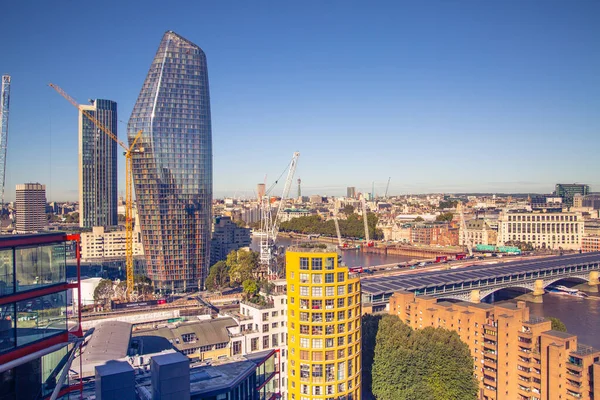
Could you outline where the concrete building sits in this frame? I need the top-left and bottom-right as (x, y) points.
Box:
(280, 208), (312, 222)
(80, 226), (144, 261)
(582, 236), (600, 252)
(346, 187), (356, 199)
(583, 194), (600, 210)
(555, 183), (590, 207)
(411, 222), (459, 246)
(210, 216), (251, 265)
(497, 210), (583, 250)
(79, 99), (118, 228)
(389, 292), (600, 400)
(228, 279), (289, 398)
(286, 244), (361, 400)
(15, 183), (47, 233)
(309, 195), (323, 205)
(460, 219), (498, 247)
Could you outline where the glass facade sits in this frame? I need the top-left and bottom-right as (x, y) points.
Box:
(0, 242), (68, 355)
(128, 30), (212, 292)
(79, 99), (118, 228)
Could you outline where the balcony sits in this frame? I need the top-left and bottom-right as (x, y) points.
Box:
(483, 332), (497, 341)
(483, 358), (497, 369)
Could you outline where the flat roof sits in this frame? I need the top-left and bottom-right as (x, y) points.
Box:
(133, 317), (237, 351)
(543, 330), (576, 340)
(362, 252), (600, 296)
(0, 232), (71, 248)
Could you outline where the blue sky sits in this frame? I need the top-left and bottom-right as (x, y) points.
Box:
(1, 1), (599, 201)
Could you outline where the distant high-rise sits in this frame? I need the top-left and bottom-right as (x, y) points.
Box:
(347, 186), (356, 198)
(257, 183), (266, 200)
(15, 183), (47, 233)
(555, 183), (589, 207)
(79, 99), (118, 228)
(210, 216), (251, 265)
(128, 31), (212, 292)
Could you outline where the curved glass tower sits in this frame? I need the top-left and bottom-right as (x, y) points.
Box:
(128, 31), (212, 292)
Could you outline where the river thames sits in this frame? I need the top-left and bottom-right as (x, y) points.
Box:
(254, 235), (600, 348)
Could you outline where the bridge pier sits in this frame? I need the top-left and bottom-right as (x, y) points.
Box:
(576, 271), (600, 293)
(470, 290), (480, 304)
(525, 279), (545, 303)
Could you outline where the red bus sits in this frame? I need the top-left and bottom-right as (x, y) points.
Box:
(349, 266), (364, 273)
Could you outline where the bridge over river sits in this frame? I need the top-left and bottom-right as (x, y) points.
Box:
(362, 252), (600, 311)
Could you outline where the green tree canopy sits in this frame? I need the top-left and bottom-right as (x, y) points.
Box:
(371, 314), (478, 400)
(435, 212), (454, 222)
(548, 316), (567, 332)
(93, 279), (114, 305)
(205, 260), (230, 291)
(414, 216), (424, 222)
(242, 279), (259, 299)
(134, 274), (154, 299)
(279, 213), (383, 240)
(342, 204), (355, 215)
(226, 250), (260, 284)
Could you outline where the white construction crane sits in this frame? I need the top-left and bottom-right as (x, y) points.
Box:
(0, 75), (10, 205)
(384, 177), (391, 199)
(457, 202), (473, 256)
(259, 152), (300, 277)
(361, 196), (373, 246)
(333, 209), (343, 248)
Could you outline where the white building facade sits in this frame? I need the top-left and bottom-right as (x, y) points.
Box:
(497, 210), (583, 250)
(80, 226), (144, 261)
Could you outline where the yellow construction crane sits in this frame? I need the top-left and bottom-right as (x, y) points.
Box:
(49, 83), (143, 299)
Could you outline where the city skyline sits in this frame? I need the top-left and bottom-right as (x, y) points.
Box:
(1, 1), (599, 201)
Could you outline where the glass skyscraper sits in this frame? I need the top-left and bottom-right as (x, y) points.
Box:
(79, 99), (118, 228)
(128, 31), (212, 292)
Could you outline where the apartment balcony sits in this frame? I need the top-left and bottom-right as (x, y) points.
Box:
(483, 358), (497, 369)
(567, 379), (582, 389)
(566, 368), (582, 378)
(566, 389), (582, 398)
(483, 377), (497, 388)
(484, 332), (498, 342)
(566, 362), (583, 372)
(484, 323), (498, 331)
(483, 350), (498, 360)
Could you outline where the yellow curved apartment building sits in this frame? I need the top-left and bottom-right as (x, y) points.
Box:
(286, 244), (361, 400)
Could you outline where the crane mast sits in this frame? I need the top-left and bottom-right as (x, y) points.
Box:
(49, 83), (144, 299)
(384, 177), (391, 199)
(259, 152), (300, 278)
(333, 209), (343, 247)
(361, 196), (371, 244)
(0, 75), (11, 205)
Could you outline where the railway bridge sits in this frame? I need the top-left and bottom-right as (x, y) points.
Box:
(361, 252), (600, 312)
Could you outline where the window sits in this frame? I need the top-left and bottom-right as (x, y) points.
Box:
(326, 338), (334, 348)
(312, 274), (322, 284)
(262, 312), (269, 321)
(312, 287), (323, 297)
(300, 258), (309, 270)
(299, 273), (309, 283)
(272, 322), (278, 328)
(16, 292), (67, 347)
(272, 334), (279, 347)
(347, 284), (353, 293)
(263, 336), (269, 349)
(338, 311), (345, 320)
(325, 257), (335, 270)
(337, 285), (345, 295)
(326, 299), (334, 309)
(312, 338), (323, 348)
(326, 312), (335, 322)
(337, 298), (345, 308)
(312, 258), (323, 270)
(312, 312), (323, 322)
(313, 364), (323, 378)
(300, 364), (310, 379)
(300, 312), (309, 322)
(182, 333), (197, 343)
(338, 337), (345, 346)
(0, 249), (14, 296)
(300, 338), (309, 348)
(300, 325), (309, 334)
(263, 324), (269, 332)
(338, 324), (345, 333)
(16, 244), (66, 292)
(326, 286), (334, 296)
(300, 286), (309, 296)
(251, 338), (259, 351)
(325, 273), (334, 283)
(312, 300), (322, 309)
(216, 342), (227, 349)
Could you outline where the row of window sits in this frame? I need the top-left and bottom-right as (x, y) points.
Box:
(293, 309), (359, 322)
(292, 332), (360, 349)
(506, 214), (578, 222)
(298, 257), (336, 271)
(293, 320), (360, 335)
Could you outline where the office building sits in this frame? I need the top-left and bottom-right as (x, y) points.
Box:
(15, 183), (46, 233)
(460, 219), (498, 247)
(389, 292), (600, 400)
(582, 194), (600, 210)
(128, 31), (213, 292)
(582, 235), (600, 252)
(0, 232), (83, 400)
(286, 244), (362, 400)
(210, 215), (251, 265)
(497, 210), (583, 250)
(346, 187), (356, 199)
(555, 183), (590, 207)
(79, 226), (144, 261)
(79, 99), (118, 228)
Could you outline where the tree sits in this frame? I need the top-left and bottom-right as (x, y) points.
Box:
(362, 315), (382, 399)
(371, 314), (478, 400)
(93, 279), (115, 306)
(242, 279), (259, 299)
(134, 274), (154, 299)
(227, 250), (259, 285)
(435, 212), (454, 222)
(342, 204), (355, 215)
(205, 261), (230, 291)
(113, 280), (128, 302)
(414, 216), (424, 222)
(549, 316), (567, 332)
(234, 219), (247, 228)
